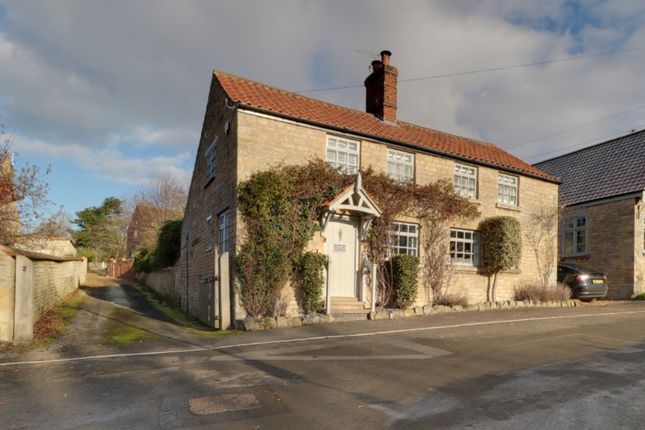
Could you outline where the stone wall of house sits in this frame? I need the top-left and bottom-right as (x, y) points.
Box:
(178, 76), (238, 326)
(233, 112), (559, 313)
(32, 259), (87, 319)
(560, 198), (638, 299)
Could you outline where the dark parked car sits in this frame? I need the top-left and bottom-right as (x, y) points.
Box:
(557, 263), (608, 300)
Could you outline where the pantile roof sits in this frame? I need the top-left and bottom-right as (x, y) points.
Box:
(214, 71), (558, 183)
(535, 129), (645, 206)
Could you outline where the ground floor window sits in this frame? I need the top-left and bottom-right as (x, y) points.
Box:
(450, 228), (480, 266)
(218, 210), (230, 253)
(390, 222), (419, 256)
(562, 215), (587, 256)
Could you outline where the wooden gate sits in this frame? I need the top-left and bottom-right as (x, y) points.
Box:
(197, 250), (231, 329)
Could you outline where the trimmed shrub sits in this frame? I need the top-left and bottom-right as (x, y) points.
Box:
(480, 216), (522, 302)
(133, 246), (154, 273)
(296, 252), (328, 314)
(514, 283), (571, 302)
(634, 293), (645, 301)
(390, 254), (419, 309)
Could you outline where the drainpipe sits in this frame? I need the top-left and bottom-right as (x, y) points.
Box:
(325, 264), (331, 315)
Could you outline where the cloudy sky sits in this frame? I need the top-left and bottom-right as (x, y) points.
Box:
(2, 0), (645, 217)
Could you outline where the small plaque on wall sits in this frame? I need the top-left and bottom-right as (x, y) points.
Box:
(333, 244), (346, 253)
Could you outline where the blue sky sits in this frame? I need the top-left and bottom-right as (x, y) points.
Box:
(1, 0), (645, 221)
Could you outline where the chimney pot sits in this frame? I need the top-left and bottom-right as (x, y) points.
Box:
(380, 50), (392, 65)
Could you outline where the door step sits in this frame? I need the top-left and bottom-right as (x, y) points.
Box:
(331, 312), (370, 322)
(330, 297), (366, 313)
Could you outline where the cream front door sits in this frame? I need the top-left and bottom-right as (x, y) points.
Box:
(326, 215), (359, 297)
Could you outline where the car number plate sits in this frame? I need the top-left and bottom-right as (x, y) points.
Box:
(592, 279), (603, 284)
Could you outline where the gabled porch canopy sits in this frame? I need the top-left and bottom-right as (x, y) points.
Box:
(320, 174), (381, 234)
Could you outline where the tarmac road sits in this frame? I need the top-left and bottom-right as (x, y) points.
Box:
(2, 279), (645, 429)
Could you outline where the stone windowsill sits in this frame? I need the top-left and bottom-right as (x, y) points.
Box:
(495, 202), (521, 212)
(468, 198), (482, 205)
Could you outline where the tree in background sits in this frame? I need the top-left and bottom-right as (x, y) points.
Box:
(35, 209), (73, 238)
(480, 216), (522, 302)
(73, 197), (127, 261)
(0, 124), (51, 245)
(527, 203), (560, 288)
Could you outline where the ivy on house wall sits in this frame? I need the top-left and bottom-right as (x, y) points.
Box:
(235, 159), (480, 317)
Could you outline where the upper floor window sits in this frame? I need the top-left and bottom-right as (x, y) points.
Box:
(205, 136), (219, 183)
(390, 222), (419, 257)
(219, 210), (230, 253)
(454, 164), (477, 199)
(498, 173), (518, 206)
(387, 149), (414, 183)
(562, 215), (588, 256)
(326, 136), (359, 174)
(450, 228), (480, 266)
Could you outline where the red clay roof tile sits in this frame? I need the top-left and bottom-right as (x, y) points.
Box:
(214, 71), (558, 183)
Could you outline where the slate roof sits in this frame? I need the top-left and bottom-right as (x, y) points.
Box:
(535, 129), (645, 206)
(214, 71), (558, 183)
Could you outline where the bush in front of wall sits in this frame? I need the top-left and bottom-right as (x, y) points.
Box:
(295, 251), (328, 314)
(133, 246), (154, 273)
(390, 254), (420, 309)
(154, 219), (182, 268)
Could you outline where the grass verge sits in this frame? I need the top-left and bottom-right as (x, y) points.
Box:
(634, 293), (645, 301)
(132, 283), (240, 338)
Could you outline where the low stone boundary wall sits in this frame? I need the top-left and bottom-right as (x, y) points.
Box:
(235, 299), (581, 331)
(138, 267), (178, 303)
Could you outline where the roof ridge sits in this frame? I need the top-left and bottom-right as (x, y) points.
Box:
(534, 128), (645, 166)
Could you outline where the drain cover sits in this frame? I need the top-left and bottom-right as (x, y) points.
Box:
(188, 393), (261, 415)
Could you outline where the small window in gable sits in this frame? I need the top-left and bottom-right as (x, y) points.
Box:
(205, 136), (219, 184)
(387, 149), (414, 183)
(326, 136), (359, 174)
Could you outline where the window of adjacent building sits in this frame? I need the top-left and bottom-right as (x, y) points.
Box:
(205, 215), (213, 251)
(205, 136), (219, 183)
(454, 164), (477, 199)
(450, 228), (480, 266)
(387, 149), (414, 183)
(498, 173), (518, 206)
(218, 210), (230, 253)
(326, 136), (359, 174)
(390, 222), (419, 256)
(562, 215), (588, 256)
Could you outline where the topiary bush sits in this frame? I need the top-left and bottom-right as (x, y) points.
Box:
(295, 252), (328, 314)
(480, 216), (522, 302)
(390, 254), (419, 309)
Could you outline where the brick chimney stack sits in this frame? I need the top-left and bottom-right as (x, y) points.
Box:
(364, 50), (398, 122)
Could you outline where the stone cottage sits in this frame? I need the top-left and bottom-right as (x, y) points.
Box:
(535, 131), (645, 299)
(179, 50), (560, 326)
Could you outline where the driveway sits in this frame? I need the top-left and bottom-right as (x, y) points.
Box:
(1, 280), (645, 429)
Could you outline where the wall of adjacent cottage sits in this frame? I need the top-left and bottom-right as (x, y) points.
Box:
(235, 112), (559, 315)
(560, 198), (637, 299)
(178, 76), (238, 323)
(635, 202), (645, 296)
(0, 255), (16, 341)
(32, 259), (87, 319)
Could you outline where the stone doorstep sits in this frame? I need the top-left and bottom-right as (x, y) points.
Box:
(235, 299), (582, 331)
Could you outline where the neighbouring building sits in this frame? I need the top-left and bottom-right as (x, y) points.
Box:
(179, 50), (560, 326)
(126, 203), (158, 258)
(0, 151), (19, 240)
(535, 131), (645, 299)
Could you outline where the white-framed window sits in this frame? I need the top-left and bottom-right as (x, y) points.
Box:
(390, 222), (419, 257)
(454, 164), (477, 199)
(450, 229), (480, 266)
(205, 215), (213, 251)
(562, 215), (588, 256)
(326, 136), (359, 174)
(218, 210), (230, 253)
(387, 149), (414, 183)
(205, 136), (219, 183)
(498, 173), (518, 206)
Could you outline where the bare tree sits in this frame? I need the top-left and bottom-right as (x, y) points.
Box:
(420, 220), (455, 304)
(0, 125), (51, 245)
(527, 203), (560, 288)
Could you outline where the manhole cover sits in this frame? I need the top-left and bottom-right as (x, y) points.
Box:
(188, 393), (261, 415)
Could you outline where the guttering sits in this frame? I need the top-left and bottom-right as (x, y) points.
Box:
(564, 190), (644, 209)
(236, 105), (560, 185)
